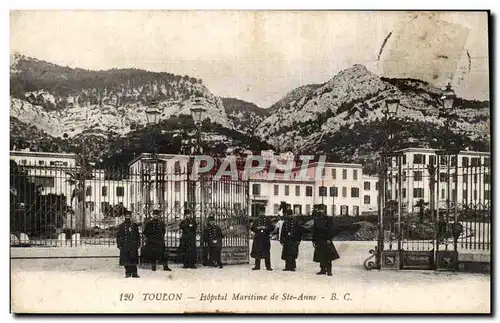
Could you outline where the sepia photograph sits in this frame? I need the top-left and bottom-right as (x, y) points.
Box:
(8, 9), (491, 314)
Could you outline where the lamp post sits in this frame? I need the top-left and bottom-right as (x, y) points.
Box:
(145, 101), (162, 217)
(436, 83), (459, 256)
(376, 98), (399, 269)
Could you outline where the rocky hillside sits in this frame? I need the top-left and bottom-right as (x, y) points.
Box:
(10, 54), (272, 163)
(257, 65), (490, 170)
(221, 97), (270, 134)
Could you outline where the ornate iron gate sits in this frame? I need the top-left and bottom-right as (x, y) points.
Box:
(10, 158), (250, 264)
(365, 150), (491, 271)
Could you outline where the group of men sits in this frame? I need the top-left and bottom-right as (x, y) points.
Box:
(250, 206), (340, 276)
(116, 209), (223, 278)
(116, 205), (340, 278)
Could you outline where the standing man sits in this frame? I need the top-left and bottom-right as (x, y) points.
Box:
(143, 209), (172, 272)
(117, 211), (141, 278)
(203, 216), (224, 268)
(312, 204), (339, 276)
(179, 209), (198, 269)
(250, 211), (274, 271)
(280, 209), (302, 271)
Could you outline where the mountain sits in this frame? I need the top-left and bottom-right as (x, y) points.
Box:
(257, 65), (490, 171)
(221, 97), (270, 134)
(10, 54), (272, 163)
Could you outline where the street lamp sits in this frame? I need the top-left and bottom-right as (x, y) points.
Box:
(373, 98), (400, 269)
(144, 101), (162, 218)
(190, 100), (206, 155)
(442, 83), (456, 111)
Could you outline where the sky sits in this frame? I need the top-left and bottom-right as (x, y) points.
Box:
(10, 10), (490, 107)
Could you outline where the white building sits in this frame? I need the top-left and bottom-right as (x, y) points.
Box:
(248, 161), (378, 217)
(387, 147), (491, 213)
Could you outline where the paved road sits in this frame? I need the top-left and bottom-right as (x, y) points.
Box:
(10, 241), (490, 313)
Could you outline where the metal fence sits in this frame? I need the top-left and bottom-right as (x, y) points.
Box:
(10, 161), (250, 263)
(383, 153), (491, 253)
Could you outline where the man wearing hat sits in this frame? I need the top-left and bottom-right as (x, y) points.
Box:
(250, 210), (274, 271)
(202, 215), (224, 268)
(312, 204), (339, 276)
(143, 209), (172, 272)
(280, 208), (302, 271)
(117, 210), (141, 278)
(179, 209), (198, 269)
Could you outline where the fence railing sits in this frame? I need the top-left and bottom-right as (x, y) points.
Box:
(10, 162), (250, 249)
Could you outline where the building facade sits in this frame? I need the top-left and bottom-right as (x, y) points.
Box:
(387, 148), (491, 213)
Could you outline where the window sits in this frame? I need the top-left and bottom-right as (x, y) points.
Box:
(273, 204), (279, 214)
(485, 190), (491, 200)
(101, 202), (109, 212)
(375, 182), (379, 190)
(235, 185), (242, 194)
(63, 162), (68, 166)
(473, 190), (477, 200)
(319, 186), (327, 197)
(462, 157), (469, 167)
(274, 185), (279, 196)
(474, 174), (478, 183)
(305, 204), (311, 215)
(32, 176), (55, 188)
(471, 158), (480, 167)
(342, 187), (347, 197)
(85, 201), (95, 212)
(451, 156), (457, 167)
(174, 201), (180, 212)
(306, 186), (313, 196)
(364, 181), (370, 190)
(414, 171), (423, 181)
(293, 204), (302, 214)
(463, 190), (468, 201)
(441, 188), (445, 199)
(452, 190), (457, 201)
(439, 173), (448, 182)
(38, 160), (45, 166)
(351, 187), (360, 198)
(340, 205), (349, 216)
(331, 204), (336, 216)
(484, 158), (491, 167)
(234, 202), (242, 210)
(403, 155), (407, 164)
(342, 169), (347, 180)
(353, 206), (359, 216)
(174, 161), (181, 174)
(440, 155), (448, 165)
(284, 185), (290, 196)
(330, 186), (338, 197)
(413, 188), (424, 198)
(364, 195), (371, 204)
(49, 161), (56, 166)
(86, 186), (92, 196)
(224, 184), (230, 194)
(429, 155), (436, 165)
(353, 169), (358, 180)
(403, 171), (407, 181)
(402, 188), (406, 198)
(102, 186), (108, 197)
(116, 186), (124, 197)
(20, 159), (27, 165)
(295, 185), (300, 196)
(175, 181), (181, 192)
(331, 169), (336, 179)
(414, 154), (425, 164)
(321, 168), (326, 177)
(252, 184), (261, 196)
(463, 175), (468, 183)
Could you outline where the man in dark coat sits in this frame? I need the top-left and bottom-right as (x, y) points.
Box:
(312, 204), (340, 276)
(143, 209), (172, 272)
(280, 209), (302, 271)
(117, 211), (141, 278)
(179, 209), (198, 269)
(203, 216), (224, 268)
(250, 211), (274, 271)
